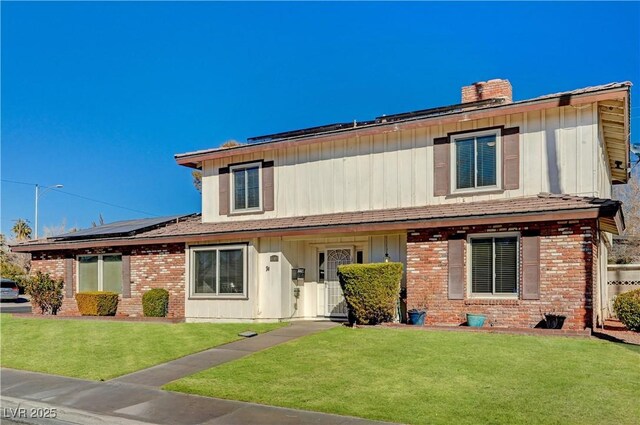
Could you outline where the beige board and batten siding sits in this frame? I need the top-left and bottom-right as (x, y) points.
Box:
(185, 234), (406, 321)
(185, 239), (260, 322)
(201, 104), (605, 223)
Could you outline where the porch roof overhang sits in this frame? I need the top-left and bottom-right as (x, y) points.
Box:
(11, 194), (623, 253)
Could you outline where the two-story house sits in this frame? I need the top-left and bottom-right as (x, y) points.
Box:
(15, 79), (631, 330)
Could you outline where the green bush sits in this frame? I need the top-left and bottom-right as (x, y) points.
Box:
(24, 271), (64, 315)
(75, 292), (119, 316)
(337, 262), (403, 325)
(142, 288), (170, 317)
(613, 289), (640, 331)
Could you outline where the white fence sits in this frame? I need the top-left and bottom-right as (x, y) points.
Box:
(607, 263), (640, 316)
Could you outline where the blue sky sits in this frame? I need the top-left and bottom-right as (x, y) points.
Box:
(2, 2), (639, 237)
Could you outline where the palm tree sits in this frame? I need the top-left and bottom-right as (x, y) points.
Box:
(12, 219), (32, 241)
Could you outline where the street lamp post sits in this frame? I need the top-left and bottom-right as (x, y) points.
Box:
(35, 183), (63, 239)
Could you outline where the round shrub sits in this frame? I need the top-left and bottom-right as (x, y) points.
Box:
(142, 288), (170, 317)
(75, 291), (119, 316)
(613, 288), (640, 331)
(337, 262), (403, 325)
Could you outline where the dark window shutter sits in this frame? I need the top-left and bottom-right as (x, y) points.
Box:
(448, 238), (465, 300)
(521, 235), (540, 300)
(121, 254), (131, 298)
(262, 161), (274, 212)
(219, 167), (230, 215)
(64, 258), (73, 298)
(433, 137), (450, 196)
(502, 127), (520, 190)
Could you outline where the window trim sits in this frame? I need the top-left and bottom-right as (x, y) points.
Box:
(229, 162), (263, 213)
(466, 232), (519, 299)
(189, 244), (248, 299)
(76, 253), (123, 294)
(450, 128), (502, 194)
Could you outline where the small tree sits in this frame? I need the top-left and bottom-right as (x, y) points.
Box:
(192, 171), (202, 193)
(24, 271), (64, 315)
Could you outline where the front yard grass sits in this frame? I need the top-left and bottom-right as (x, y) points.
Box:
(0, 314), (286, 380)
(165, 326), (640, 425)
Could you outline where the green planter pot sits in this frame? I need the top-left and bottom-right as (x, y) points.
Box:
(466, 314), (486, 327)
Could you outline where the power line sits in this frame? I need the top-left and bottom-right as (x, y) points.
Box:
(1, 179), (158, 217)
(51, 188), (159, 217)
(1, 179), (36, 186)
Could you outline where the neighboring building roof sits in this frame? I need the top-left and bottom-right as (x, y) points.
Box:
(52, 215), (193, 241)
(174, 82), (632, 185)
(12, 194), (623, 252)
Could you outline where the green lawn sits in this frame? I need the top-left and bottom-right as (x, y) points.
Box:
(165, 327), (640, 425)
(0, 314), (286, 381)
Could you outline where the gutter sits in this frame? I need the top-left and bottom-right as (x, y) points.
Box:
(11, 207), (608, 253)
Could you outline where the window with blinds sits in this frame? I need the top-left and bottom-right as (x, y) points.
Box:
(454, 132), (498, 190)
(471, 236), (518, 296)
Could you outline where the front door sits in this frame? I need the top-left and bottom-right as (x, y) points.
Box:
(325, 248), (352, 317)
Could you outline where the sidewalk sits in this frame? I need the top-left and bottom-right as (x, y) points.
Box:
(113, 320), (339, 387)
(0, 321), (389, 424)
(1, 369), (391, 425)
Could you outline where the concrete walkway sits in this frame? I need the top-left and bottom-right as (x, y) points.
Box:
(1, 369), (391, 425)
(113, 320), (339, 387)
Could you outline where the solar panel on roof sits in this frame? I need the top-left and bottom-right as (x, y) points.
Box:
(53, 215), (188, 240)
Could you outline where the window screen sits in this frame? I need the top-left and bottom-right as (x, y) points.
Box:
(471, 236), (517, 295)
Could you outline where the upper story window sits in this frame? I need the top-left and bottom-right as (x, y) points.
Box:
(452, 129), (501, 192)
(230, 162), (262, 212)
(218, 160), (274, 217)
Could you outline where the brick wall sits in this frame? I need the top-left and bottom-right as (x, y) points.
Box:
(461, 79), (513, 103)
(406, 220), (597, 330)
(30, 243), (186, 318)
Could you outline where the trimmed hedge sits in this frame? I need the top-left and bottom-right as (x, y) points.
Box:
(142, 288), (170, 317)
(613, 289), (640, 331)
(24, 271), (64, 315)
(337, 262), (403, 325)
(75, 291), (119, 316)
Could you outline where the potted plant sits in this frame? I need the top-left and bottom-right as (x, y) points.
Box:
(544, 312), (566, 329)
(466, 313), (486, 327)
(407, 304), (427, 326)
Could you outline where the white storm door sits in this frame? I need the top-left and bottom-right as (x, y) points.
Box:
(325, 248), (352, 317)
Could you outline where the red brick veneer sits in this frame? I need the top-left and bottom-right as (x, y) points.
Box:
(30, 243), (185, 318)
(406, 220), (598, 330)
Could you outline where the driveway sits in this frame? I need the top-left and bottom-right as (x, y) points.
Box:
(0, 296), (32, 314)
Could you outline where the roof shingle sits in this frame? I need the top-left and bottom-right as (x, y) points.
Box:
(12, 194), (621, 251)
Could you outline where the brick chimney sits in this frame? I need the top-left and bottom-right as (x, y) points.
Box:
(461, 79), (512, 103)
